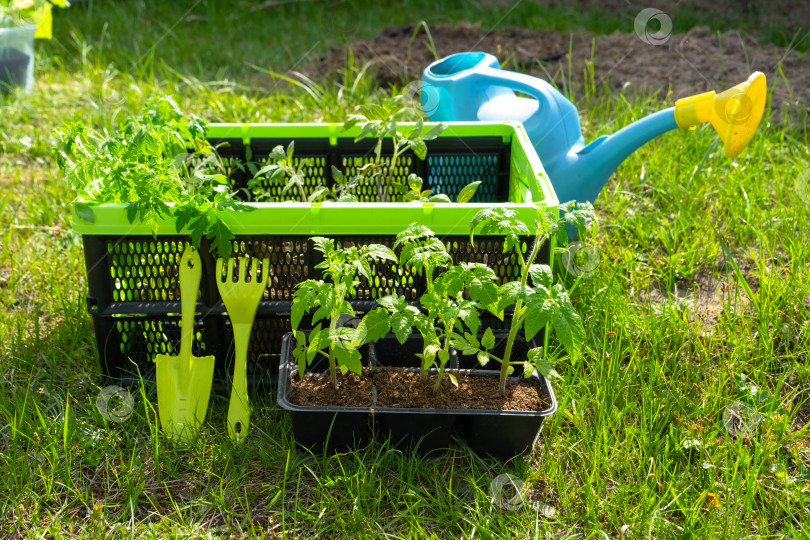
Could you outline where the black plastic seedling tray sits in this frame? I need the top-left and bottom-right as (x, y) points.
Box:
(277, 332), (557, 458)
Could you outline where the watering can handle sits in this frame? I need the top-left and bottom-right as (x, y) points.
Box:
(472, 66), (552, 107)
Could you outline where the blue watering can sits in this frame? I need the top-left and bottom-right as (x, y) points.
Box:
(421, 52), (766, 204)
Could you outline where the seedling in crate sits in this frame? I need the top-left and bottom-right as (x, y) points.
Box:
(291, 238), (396, 387)
(343, 93), (480, 203)
(456, 202), (596, 392)
(402, 174), (481, 203)
(248, 141), (372, 203)
(378, 223), (499, 390)
(55, 97), (248, 258)
(247, 141), (309, 202)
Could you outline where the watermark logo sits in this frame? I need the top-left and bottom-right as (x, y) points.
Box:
(96, 385), (135, 423)
(10, 0), (50, 27)
(715, 87), (755, 126)
(402, 80), (441, 117)
(490, 473), (526, 511)
(634, 8), (672, 46)
(88, 70), (126, 107)
(561, 241), (600, 278)
(795, 168), (809, 204)
(722, 400), (763, 437)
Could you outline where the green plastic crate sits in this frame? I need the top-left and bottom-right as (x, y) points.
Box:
(71, 122), (556, 236)
(73, 121), (558, 385)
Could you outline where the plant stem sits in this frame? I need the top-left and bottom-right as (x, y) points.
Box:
(374, 137), (384, 202)
(386, 142), (403, 202)
(432, 316), (456, 392)
(420, 264), (435, 381)
(499, 224), (546, 393)
(328, 254), (346, 388)
(298, 179), (307, 203)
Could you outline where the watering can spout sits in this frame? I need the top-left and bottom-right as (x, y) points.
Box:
(555, 72), (767, 203)
(421, 52), (767, 204)
(554, 108), (678, 204)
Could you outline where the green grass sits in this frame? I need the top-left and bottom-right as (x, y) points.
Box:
(1, 1), (809, 538)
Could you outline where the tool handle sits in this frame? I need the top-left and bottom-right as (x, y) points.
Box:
(227, 322), (252, 443)
(178, 247), (203, 363)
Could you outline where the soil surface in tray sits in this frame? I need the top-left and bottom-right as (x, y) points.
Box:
(288, 367), (550, 411)
(288, 370), (374, 408)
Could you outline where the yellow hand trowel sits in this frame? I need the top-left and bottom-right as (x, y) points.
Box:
(154, 246), (215, 442)
(216, 257), (269, 443)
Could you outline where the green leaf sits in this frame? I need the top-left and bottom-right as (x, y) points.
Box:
(437, 348), (450, 366)
(450, 334), (478, 356)
(421, 123), (446, 141)
(355, 120), (382, 142)
(468, 270), (499, 309)
(291, 280), (320, 328)
(523, 297), (554, 341)
(561, 201), (595, 237)
(73, 202), (95, 223)
(306, 325), (329, 363)
(407, 173), (422, 191)
(376, 294), (402, 312)
(126, 202), (139, 223)
(361, 243), (397, 263)
(497, 281), (530, 312)
(409, 140), (428, 160)
(293, 330), (308, 378)
(334, 341), (363, 375)
(446, 372), (458, 387)
(549, 286), (585, 359)
(269, 144), (286, 161)
(291, 299), (306, 330)
(342, 114), (365, 132)
(310, 236), (334, 257)
(456, 181), (481, 203)
(481, 327), (495, 350)
(206, 217), (235, 258)
(422, 343), (439, 370)
(308, 187), (330, 202)
(356, 308), (390, 345)
(391, 312), (413, 344)
(432, 266), (466, 298)
(457, 303), (481, 336)
(477, 352), (490, 367)
(528, 347), (558, 379)
(528, 264), (553, 288)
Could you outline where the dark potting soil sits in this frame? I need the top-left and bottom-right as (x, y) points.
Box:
(372, 367), (549, 411)
(288, 370), (374, 407)
(288, 366), (550, 411)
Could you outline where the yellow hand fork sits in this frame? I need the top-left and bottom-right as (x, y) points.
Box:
(216, 257), (269, 443)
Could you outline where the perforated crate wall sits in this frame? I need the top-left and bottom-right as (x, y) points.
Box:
(427, 153), (502, 202)
(92, 314), (218, 386)
(208, 135), (510, 204)
(84, 233), (549, 313)
(83, 236), (218, 314)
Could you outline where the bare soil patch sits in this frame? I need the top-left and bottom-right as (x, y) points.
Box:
(309, 22), (808, 115)
(639, 255), (759, 329)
